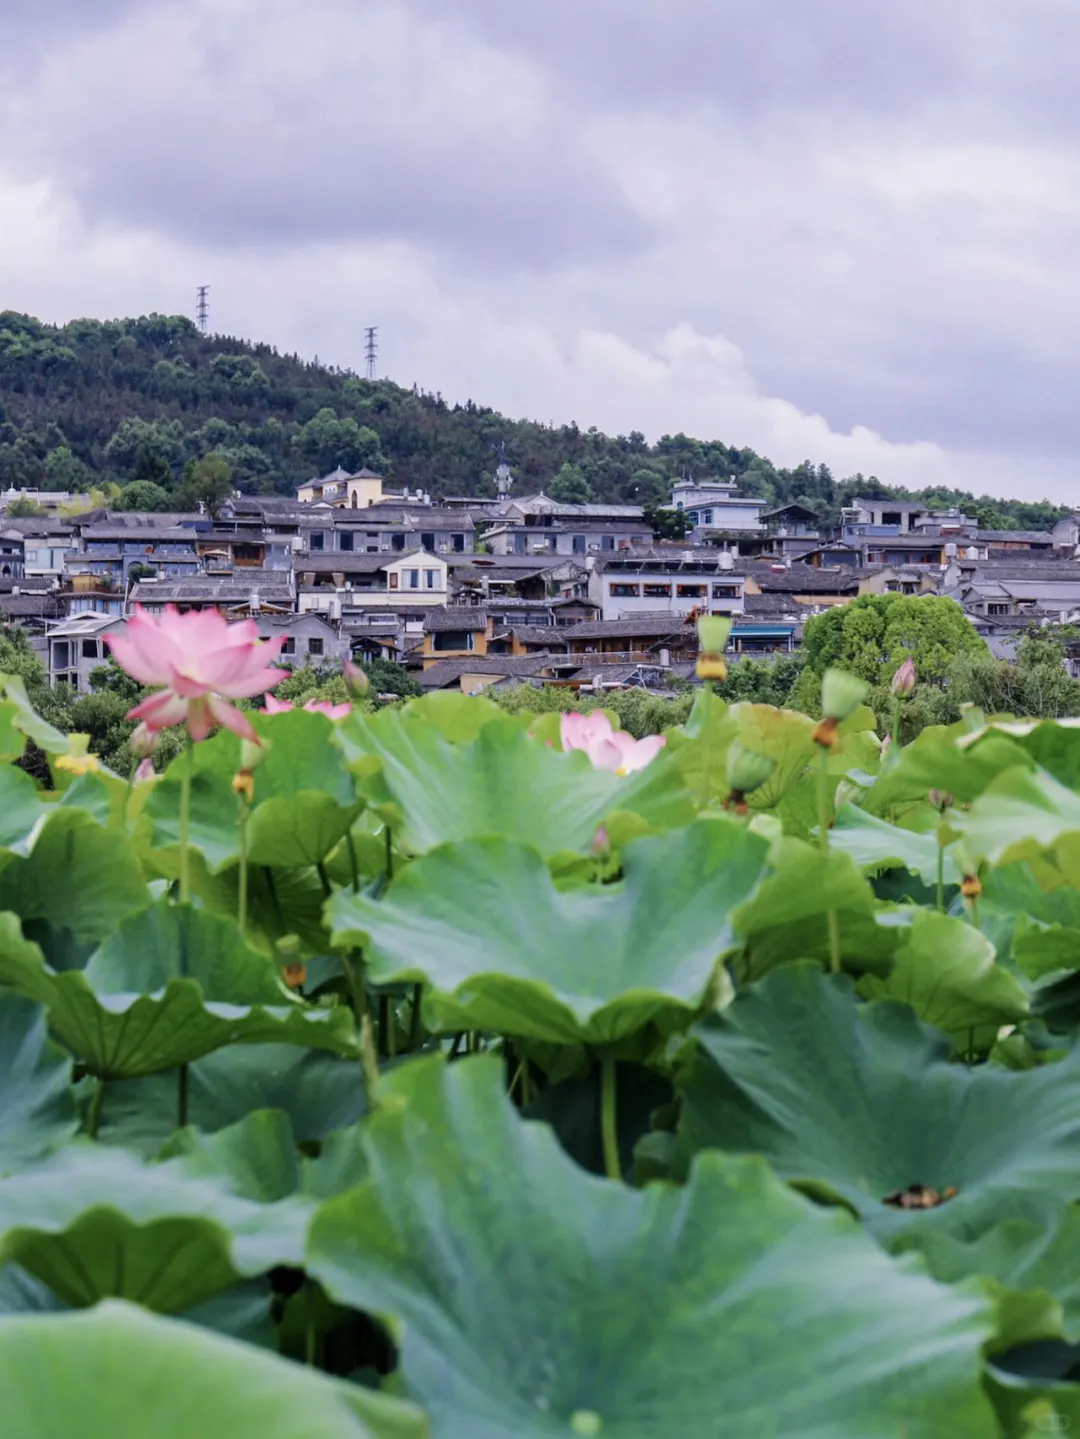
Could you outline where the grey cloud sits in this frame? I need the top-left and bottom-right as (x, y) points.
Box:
(1, 0), (649, 267)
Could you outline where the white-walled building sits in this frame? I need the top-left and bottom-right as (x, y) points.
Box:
(588, 553), (746, 622)
(669, 480), (767, 532)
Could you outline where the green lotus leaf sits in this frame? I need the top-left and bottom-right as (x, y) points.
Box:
(0, 903), (356, 1078)
(674, 962), (1080, 1241)
(0, 995), (77, 1174)
(859, 910), (1029, 1044)
(0, 1260), (279, 1348)
(96, 1043), (367, 1157)
(954, 765), (1080, 868)
(387, 690), (507, 744)
(0, 674), (69, 756)
(0, 1139), (314, 1311)
(337, 706), (692, 857)
(328, 821), (769, 1044)
(244, 709), (364, 866)
(1013, 922), (1080, 983)
(145, 731), (243, 873)
(0, 764), (49, 863)
(862, 722), (1032, 816)
(0, 1301), (426, 1438)
(828, 803), (961, 885)
(732, 837), (898, 979)
(190, 854), (334, 955)
(0, 701), (27, 762)
(966, 717), (1080, 790)
(898, 1208), (1080, 1349)
(0, 808), (148, 943)
(308, 1055), (995, 1439)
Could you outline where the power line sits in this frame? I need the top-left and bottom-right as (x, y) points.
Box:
(365, 325), (378, 381)
(196, 285), (210, 334)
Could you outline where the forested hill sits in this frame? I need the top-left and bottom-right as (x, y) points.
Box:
(0, 309), (1065, 529)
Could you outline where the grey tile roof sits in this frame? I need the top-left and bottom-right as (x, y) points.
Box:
(422, 606), (488, 632)
(747, 564), (862, 593)
(561, 617), (693, 641)
(292, 551), (422, 574)
(129, 578), (292, 604)
(977, 531), (1055, 543)
(417, 654), (565, 688)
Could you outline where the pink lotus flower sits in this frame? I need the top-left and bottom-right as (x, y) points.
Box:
(108, 606), (286, 743)
(263, 694), (351, 721)
(559, 711), (665, 775)
(134, 758), (156, 782)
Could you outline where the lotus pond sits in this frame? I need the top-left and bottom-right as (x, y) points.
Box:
(7, 662), (1080, 1437)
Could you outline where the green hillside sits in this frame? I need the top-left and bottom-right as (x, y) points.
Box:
(0, 309), (1065, 529)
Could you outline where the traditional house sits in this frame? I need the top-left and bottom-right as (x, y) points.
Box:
(48, 613), (126, 690)
(588, 552), (745, 623)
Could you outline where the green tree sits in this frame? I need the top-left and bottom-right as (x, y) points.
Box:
(174, 453), (235, 518)
(292, 408), (387, 475)
(114, 481), (173, 513)
(548, 464), (593, 505)
(798, 594), (986, 691)
(643, 501), (692, 540)
(6, 497), (47, 518)
(104, 418), (184, 477)
(42, 445), (90, 493)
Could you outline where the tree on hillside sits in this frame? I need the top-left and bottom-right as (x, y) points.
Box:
(114, 481), (173, 513)
(174, 453), (234, 518)
(292, 408), (387, 475)
(548, 464), (593, 505)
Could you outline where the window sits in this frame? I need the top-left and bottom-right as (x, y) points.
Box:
(407, 570), (420, 589)
(281, 637), (296, 656)
(987, 602), (1010, 615)
(81, 639), (98, 659)
(307, 637), (324, 656)
(609, 583), (640, 598)
(389, 572), (399, 590)
(392, 534), (406, 552)
(643, 583), (671, 598)
(53, 641), (69, 668)
(339, 531), (354, 552)
(424, 569), (438, 589)
(572, 535), (586, 554)
(452, 534), (465, 552)
(310, 532), (325, 551)
(677, 584), (706, 598)
(433, 631), (474, 652)
(601, 535), (615, 551)
(711, 584), (740, 599)
(351, 493), (358, 508)
(421, 533), (435, 551)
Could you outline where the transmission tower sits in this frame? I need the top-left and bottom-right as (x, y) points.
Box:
(364, 326), (378, 381)
(196, 286), (210, 334)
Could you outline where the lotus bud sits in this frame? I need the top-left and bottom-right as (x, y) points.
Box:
(239, 734), (268, 774)
(343, 657), (370, 699)
(696, 615), (731, 681)
(890, 657), (917, 696)
(960, 873), (982, 899)
(232, 769), (255, 801)
(820, 667), (869, 723)
(591, 825), (611, 859)
(929, 789), (954, 812)
(725, 742), (774, 797)
(134, 758), (156, 783)
(129, 722), (159, 759)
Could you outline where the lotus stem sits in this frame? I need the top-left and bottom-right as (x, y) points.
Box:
(408, 984), (423, 1050)
(600, 1051), (621, 1181)
(86, 1075), (105, 1140)
(178, 1061), (189, 1128)
(384, 824), (394, 880)
(346, 832), (360, 894)
(237, 796), (249, 938)
(179, 737), (194, 905)
(699, 680), (714, 807)
(936, 839), (945, 914)
(817, 744), (841, 975)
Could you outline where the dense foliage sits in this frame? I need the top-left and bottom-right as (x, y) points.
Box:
(7, 639), (1080, 1432)
(0, 310), (1067, 527)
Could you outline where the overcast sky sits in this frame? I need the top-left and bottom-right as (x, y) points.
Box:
(2, 0), (1078, 498)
